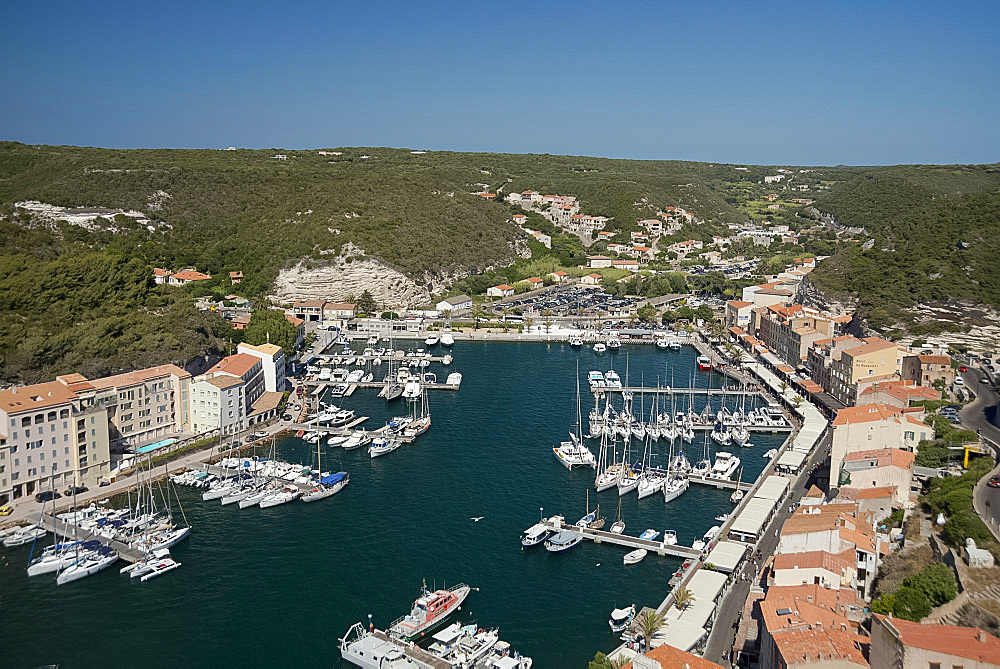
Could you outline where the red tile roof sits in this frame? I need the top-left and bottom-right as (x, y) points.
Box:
(875, 614), (1000, 663)
(832, 403), (903, 426)
(171, 269), (211, 281)
(727, 300), (752, 308)
(624, 643), (723, 668)
(88, 364), (191, 390)
(773, 548), (856, 575)
(209, 353), (260, 378)
(916, 353), (951, 365)
(0, 381), (79, 413)
(843, 448), (915, 470)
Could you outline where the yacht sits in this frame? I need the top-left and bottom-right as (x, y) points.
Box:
(636, 469), (666, 499)
(544, 530), (582, 553)
(520, 523), (552, 549)
(302, 472), (349, 502)
(662, 530), (678, 546)
(617, 466), (640, 496)
(569, 335), (583, 348)
(260, 487), (302, 508)
(731, 424), (750, 446)
(446, 372), (463, 386)
(655, 336), (669, 350)
(669, 339), (682, 350)
(553, 439), (597, 469)
(604, 370), (622, 388)
(56, 545), (120, 585)
(763, 448), (778, 460)
(342, 431), (371, 451)
(710, 452), (741, 480)
(441, 332), (455, 347)
(697, 355), (712, 370)
(638, 529), (660, 541)
(588, 370), (606, 388)
(425, 334), (440, 346)
(593, 342), (607, 353)
(441, 354), (453, 366)
(606, 333), (622, 351)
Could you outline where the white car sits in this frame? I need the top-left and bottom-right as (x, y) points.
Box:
(954, 377), (964, 386)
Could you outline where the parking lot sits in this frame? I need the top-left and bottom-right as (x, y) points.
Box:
(490, 284), (637, 318)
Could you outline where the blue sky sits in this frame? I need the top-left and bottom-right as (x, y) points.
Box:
(2, 1), (998, 165)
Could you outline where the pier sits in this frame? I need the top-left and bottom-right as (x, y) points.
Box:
(316, 353), (453, 364)
(303, 380), (460, 391)
(36, 514), (145, 563)
(591, 385), (763, 398)
(686, 475), (753, 491)
(538, 517), (701, 560)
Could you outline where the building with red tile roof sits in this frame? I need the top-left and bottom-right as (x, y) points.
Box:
(901, 352), (955, 388)
(871, 614), (1000, 668)
(831, 404), (929, 489)
(624, 642), (724, 668)
(167, 269), (212, 285)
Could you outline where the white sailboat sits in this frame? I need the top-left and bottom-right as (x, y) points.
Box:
(595, 398), (623, 491)
(554, 364), (597, 469)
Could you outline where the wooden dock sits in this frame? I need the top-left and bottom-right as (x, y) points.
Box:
(687, 475), (753, 491)
(37, 514), (145, 563)
(540, 518), (701, 559)
(369, 630), (452, 669)
(289, 415), (370, 434)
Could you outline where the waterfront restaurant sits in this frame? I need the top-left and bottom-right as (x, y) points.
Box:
(728, 496), (780, 543)
(705, 541), (749, 575)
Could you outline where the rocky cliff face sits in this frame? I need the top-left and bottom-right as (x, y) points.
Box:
(270, 254), (472, 310)
(796, 276), (862, 332)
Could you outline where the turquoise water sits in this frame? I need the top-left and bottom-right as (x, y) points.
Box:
(0, 342), (785, 667)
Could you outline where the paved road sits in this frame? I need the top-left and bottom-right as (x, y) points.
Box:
(961, 367), (1000, 541)
(702, 430), (832, 666)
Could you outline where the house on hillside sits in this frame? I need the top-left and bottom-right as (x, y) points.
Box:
(436, 295), (473, 312)
(581, 273), (603, 286)
(229, 271), (243, 284)
(548, 270), (569, 283)
(168, 269), (212, 286)
(487, 284), (515, 298)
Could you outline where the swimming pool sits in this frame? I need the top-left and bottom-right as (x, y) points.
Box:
(135, 437), (178, 454)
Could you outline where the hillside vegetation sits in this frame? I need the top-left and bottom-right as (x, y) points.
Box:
(0, 142), (998, 382)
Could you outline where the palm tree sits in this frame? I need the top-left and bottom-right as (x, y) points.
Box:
(635, 609), (665, 652)
(673, 586), (695, 611)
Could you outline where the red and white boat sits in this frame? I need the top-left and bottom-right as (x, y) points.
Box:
(389, 580), (472, 641)
(697, 355), (713, 370)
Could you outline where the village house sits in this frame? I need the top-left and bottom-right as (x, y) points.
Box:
(229, 271), (243, 284)
(167, 269), (212, 286)
(628, 246), (653, 260)
(828, 338), (901, 406)
(900, 353), (955, 388)
(581, 273), (603, 286)
(764, 193), (779, 202)
(547, 270), (569, 283)
(611, 259), (640, 272)
(725, 300), (754, 330)
(486, 284), (515, 298)
(870, 615), (1000, 669)
(830, 486), (898, 522)
(587, 255), (613, 269)
(857, 378), (940, 408)
(291, 299), (326, 322)
(237, 342), (286, 393)
(840, 448), (915, 507)
(596, 230), (616, 241)
(607, 243), (629, 255)
(638, 218), (663, 236)
(830, 404), (930, 486)
(153, 267), (172, 284)
(231, 314), (251, 330)
(284, 314), (305, 347)
(523, 277), (544, 289)
(667, 239), (704, 258)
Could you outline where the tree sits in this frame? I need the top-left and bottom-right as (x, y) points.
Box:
(636, 304), (658, 323)
(892, 586), (931, 621)
(356, 290), (378, 316)
(673, 586), (695, 611)
(241, 308), (299, 355)
(635, 609), (665, 651)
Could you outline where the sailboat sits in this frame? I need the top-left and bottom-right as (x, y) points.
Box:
(595, 397), (624, 491)
(636, 397), (666, 499)
(554, 363), (597, 469)
(609, 498), (625, 534)
(730, 468), (745, 503)
(303, 427), (350, 502)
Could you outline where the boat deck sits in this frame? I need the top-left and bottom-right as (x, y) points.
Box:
(538, 518), (701, 559)
(36, 514), (145, 563)
(369, 629), (454, 669)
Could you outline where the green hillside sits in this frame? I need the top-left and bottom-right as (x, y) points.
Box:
(0, 141), (998, 382)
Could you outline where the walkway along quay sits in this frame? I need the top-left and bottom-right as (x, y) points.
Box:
(538, 517), (702, 560)
(36, 513), (145, 563)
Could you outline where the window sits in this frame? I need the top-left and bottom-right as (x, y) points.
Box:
(929, 664), (940, 669)
(47, 411), (56, 421)
(21, 417), (30, 427)
(60, 408), (69, 419)
(34, 414), (43, 424)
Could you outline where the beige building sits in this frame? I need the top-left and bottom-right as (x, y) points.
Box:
(204, 353), (265, 413)
(870, 614), (1000, 669)
(829, 339), (900, 406)
(771, 549), (858, 590)
(190, 375), (246, 436)
(841, 448), (915, 507)
(0, 377), (112, 501)
(86, 364), (192, 451)
(237, 342), (285, 393)
(830, 404), (930, 487)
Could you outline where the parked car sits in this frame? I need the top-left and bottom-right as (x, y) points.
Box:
(0, 505), (13, 516)
(252, 431), (269, 440)
(959, 366), (969, 372)
(63, 486), (89, 497)
(281, 413), (293, 421)
(954, 377), (965, 386)
(988, 478), (1000, 489)
(34, 490), (62, 503)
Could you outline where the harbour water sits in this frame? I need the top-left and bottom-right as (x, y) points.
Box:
(0, 341), (785, 667)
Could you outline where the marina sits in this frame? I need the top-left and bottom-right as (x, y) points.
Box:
(0, 340), (788, 667)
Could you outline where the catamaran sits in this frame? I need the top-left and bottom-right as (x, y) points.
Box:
(554, 364), (597, 469)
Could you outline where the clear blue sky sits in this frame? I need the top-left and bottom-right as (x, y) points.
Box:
(2, 1), (998, 165)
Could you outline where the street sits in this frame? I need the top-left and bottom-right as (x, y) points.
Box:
(961, 368), (1000, 540)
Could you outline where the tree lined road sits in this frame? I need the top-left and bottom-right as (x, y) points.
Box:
(961, 368), (1000, 541)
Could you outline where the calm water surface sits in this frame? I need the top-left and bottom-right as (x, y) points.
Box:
(0, 342), (785, 667)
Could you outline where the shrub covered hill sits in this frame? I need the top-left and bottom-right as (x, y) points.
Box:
(0, 141), (998, 383)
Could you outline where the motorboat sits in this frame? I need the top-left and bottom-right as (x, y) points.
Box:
(609, 604), (635, 633)
(691, 538), (706, 552)
(669, 339), (682, 350)
(623, 549), (647, 565)
(369, 436), (401, 458)
(569, 335), (583, 348)
(638, 529), (660, 541)
(605, 370), (622, 388)
(697, 355), (712, 370)
(440, 332), (455, 347)
(588, 370), (606, 388)
(711, 452), (741, 480)
(593, 342), (607, 353)
(763, 448), (778, 460)
(3, 525), (47, 547)
(520, 523), (551, 549)
(544, 530), (582, 553)
(655, 336), (669, 350)
(445, 372), (463, 386)
(327, 434), (349, 447)
(606, 333), (622, 351)
(342, 431), (371, 451)
(662, 530), (678, 546)
(703, 526), (721, 544)
(425, 334), (440, 346)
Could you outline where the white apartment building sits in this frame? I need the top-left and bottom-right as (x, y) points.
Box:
(189, 376), (246, 436)
(237, 342), (286, 393)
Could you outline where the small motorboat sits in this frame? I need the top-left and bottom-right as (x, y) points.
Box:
(593, 342), (607, 353)
(662, 530), (678, 546)
(425, 334), (440, 346)
(763, 448), (778, 460)
(638, 529), (660, 541)
(623, 549), (647, 565)
(609, 605), (636, 633)
(697, 355), (712, 370)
